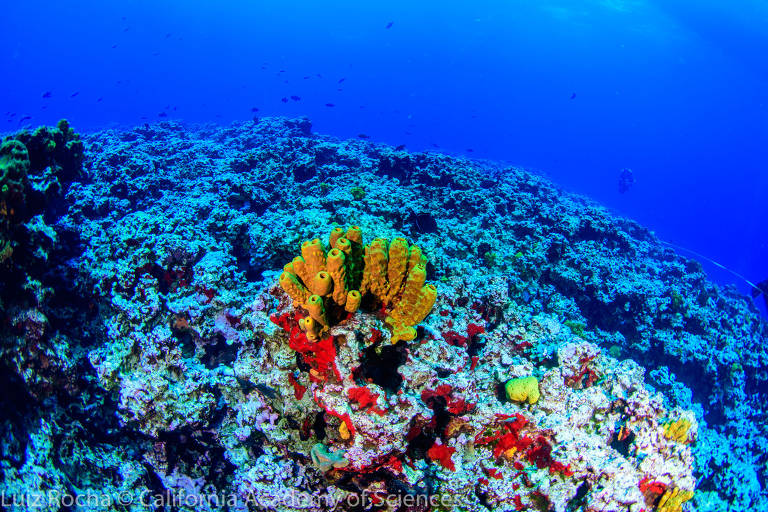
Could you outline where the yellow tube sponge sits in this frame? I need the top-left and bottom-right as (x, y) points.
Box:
(388, 323), (417, 343)
(361, 238), (388, 298)
(279, 271), (309, 306)
(306, 294), (328, 326)
(385, 237), (409, 304)
(299, 316), (323, 340)
(329, 226), (345, 249)
(291, 256), (313, 287)
(409, 283), (437, 325)
(310, 271), (333, 297)
(345, 290), (361, 313)
(407, 245), (426, 271)
(301, 239), (326, 277)
(345, 225), (363, 246)
(658, 487), (694, 512)
(389, 263), (427, 323)
(326, 248), (348, 305)
(505, 376), (540, 404)
(334, 236), (351, 254)
(277, 226), (438, 345)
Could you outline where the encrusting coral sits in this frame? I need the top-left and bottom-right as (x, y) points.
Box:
(278, 226), (437, 343)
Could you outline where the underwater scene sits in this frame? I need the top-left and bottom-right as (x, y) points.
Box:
(1, 1), (767, 511)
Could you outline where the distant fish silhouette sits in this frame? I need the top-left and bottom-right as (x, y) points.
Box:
(281, 97), (288, 103)
(111, 44), (118, 49)
(752, 280), (768, 309)
(395, 144), (406, 151)
(70, 92), (80, 98)
(42, 91), (52, 98)
(618, 168), (635, 194)
(467, 148), (474, 152)
(357, 134), (370, 139)
(303, 76), (310, 80)
(158, 112), (168, 118)
(570, 92), (576, 100)
(338, 78), (346, 84)
(251, 107), (259, 112)
(19, 115), (32, 123)
(290, 95), (301, 101)
(325, 103), (335, 107)
(97, 97), (103, 102)
(165, 33), (172, 38)
(386, 21), (394, 29)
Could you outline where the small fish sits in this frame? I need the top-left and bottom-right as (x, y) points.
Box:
(325, 103), (335, 107)
(570, 92), (576, 100)
(111, 44), (118, 49)
(386, 21), (394, 29)
(18, 115), (32, 124)
(97, 97), (103, 102)
(123, 27), (129, 32)
(337, 88), (343, 92)
(467, 148), (474, 152)
(316, 73), (322, 78)
(281, 97), (288, 103)
(250, 107), (259, 112)
(42, 91), (52, 98)
(358, 134), (370, 139)
(395, 144), (406, 151)
(70, 92), (80, 98)
(290, 95), (301, 101)
(165, 33), (172, 38)
(158, 112), (168, 117)
(432, 143), (439, 148)
(338, 78), (346, 84)
(303, 76), (310, 80)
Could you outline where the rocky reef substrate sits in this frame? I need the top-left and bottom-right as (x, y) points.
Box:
(1, 117), (766, 512)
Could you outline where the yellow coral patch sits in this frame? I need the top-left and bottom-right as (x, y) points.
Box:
(339, 421), (351, 440)
(658, 487), (694, 512)
(505, 376), (540, 405)
(663, 417), (692, 444)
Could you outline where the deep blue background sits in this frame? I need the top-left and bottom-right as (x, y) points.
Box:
(3, 0), (766, 315)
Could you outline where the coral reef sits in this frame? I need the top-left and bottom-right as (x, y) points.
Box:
(0, 117), (766, 512)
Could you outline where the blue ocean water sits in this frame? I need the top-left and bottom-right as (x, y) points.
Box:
(3, 0), (766, 313)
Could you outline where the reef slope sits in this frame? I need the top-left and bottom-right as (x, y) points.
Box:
(1, 118), (766, 511)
